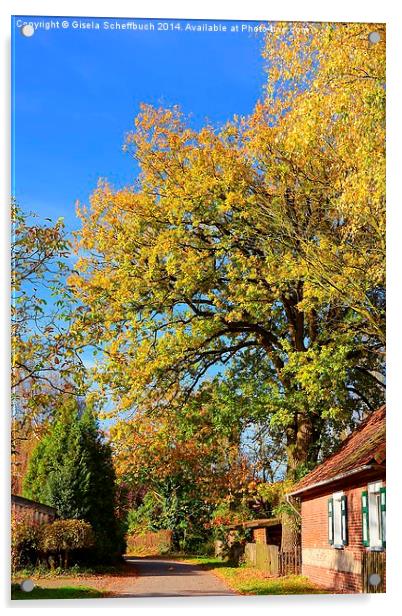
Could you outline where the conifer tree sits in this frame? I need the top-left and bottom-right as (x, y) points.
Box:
(23, 396), (122, 561)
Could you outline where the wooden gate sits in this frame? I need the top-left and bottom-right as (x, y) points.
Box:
(278, 547), (302, 576)
(245, 543), (279, 574)
(245, 544), (301, 576)
(362, 551), (386, 593)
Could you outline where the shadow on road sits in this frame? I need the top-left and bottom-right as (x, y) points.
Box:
(125, 557), (211, 577)
(118, 556), (237, 596)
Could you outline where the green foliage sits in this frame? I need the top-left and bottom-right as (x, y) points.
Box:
(196, 539), (216, 557)
(209, 500), (253, 562)
(211, 500), (254, 532)
(115, 387), (255, 554)
(11, 584), (105, 600)
(256, 480), (293, 511)
(126, 487), (214, 552)
(23, 398), (123, 562)
(126, 493), (159, 534)
(14, 563), (119, 578)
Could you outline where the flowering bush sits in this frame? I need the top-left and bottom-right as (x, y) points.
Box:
(210, 500), (254, 532)
(11, 513), (43, 572)
(208, 500), (254, 564)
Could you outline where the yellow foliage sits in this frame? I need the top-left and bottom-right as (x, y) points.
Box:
(70, 23), (385, 444)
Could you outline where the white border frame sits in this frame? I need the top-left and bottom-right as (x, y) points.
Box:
(1, 1), (400, 615)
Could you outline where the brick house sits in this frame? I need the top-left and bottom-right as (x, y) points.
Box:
(288, 405), (386, 593)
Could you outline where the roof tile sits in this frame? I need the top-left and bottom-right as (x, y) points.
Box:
(290, 405), (385, 495)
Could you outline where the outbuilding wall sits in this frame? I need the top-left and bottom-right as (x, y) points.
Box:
(11, 494), (57, 525)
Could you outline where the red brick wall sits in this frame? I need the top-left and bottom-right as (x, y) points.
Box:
(301, 479), (385, 593)
(302, 563), (362, 592)
(302, 485), (363, 550)
(253, 528), (267, 544)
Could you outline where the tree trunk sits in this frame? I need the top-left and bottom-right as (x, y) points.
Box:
(281, 411), (315, 551)
(281, 510), (301, 552)
(286, 411), (315, 479)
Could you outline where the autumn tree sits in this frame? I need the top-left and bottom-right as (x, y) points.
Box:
(12, 203), (87, 459)
(111, 384), (255, 549)
(70, 23), (385, 483)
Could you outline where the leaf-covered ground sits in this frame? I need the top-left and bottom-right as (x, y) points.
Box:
(11, 560), (138, 598)
(181, 557), (329, 595)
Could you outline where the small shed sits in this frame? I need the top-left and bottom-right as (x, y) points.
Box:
(222, 517), (283, 573)
(227, 517), (282, 548)
(288, 405), (386, 593)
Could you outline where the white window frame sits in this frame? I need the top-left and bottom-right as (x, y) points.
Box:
(332, 491), (344, 549)
(368, 481), (385, 550)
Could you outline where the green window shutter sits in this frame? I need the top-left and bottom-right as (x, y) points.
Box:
(328, 497), (334, 545)
(380, 487), (386, 548)
(361, 490), (370, 547)
(341, 495), (348, 545)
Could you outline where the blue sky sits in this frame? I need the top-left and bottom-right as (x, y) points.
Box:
(12, 16), (267, 230)
(12, 15), (268, 384)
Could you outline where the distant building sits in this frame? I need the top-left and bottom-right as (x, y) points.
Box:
(288, 405), (386, 593)
(11, 494), (57, 525)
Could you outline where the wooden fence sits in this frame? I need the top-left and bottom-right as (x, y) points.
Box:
(362, 550), (386, 593)
(245, 543), (301, 576)
(126, 530), (172, 555)
(278, 547), (302, 576)
(245, 543), (279, 574)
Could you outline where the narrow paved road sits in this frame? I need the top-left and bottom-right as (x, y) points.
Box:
(115, 557), (236, 597)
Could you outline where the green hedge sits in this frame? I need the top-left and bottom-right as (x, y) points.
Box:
(40, 520), (95, 568)
(12, 517), (95, 571)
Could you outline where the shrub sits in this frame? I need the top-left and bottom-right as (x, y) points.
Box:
(40, 519), (95, 568)
(181, 532), (207, 555)
(197, 539), (215, 557)
(11, 514), (43, 572)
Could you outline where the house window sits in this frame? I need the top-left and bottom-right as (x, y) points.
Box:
(328, 492), (348, 548)
(362, 482), (386, 549)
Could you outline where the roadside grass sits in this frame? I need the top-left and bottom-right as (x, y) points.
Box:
(11, 583), (105, 600)
(13, 563), (120, 579)
(183, 557), (328, 595)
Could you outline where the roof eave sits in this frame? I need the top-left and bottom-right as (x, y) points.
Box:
(287, 463), (385, 498)
(226, 517), (281, 530)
